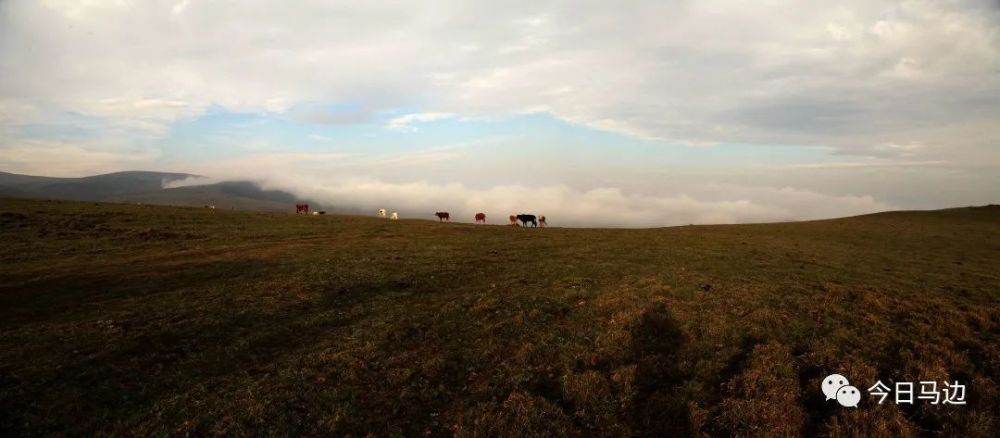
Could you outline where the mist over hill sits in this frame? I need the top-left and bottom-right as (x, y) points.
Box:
(110, 181), (332, 213)
(0, 171), (193, 200)
(2, 169), (995, 226)
(0, 171), (326, 213)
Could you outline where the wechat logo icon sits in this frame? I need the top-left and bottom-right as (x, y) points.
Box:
(822, 374), (860, 408)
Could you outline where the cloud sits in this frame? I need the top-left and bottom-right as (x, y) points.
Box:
(288, 104), (376, 126)
(0, 139), (160, 176)
(249, 175), (893, 227)
(162, 175), (216, 189)
(386, 112), (459, 131)
(788, 160), (949, 169)
(172, 150), (895, 227)
(0, 0), (997, 219)
(1, 0), (995, 163)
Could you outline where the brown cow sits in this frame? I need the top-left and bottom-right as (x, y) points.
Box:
(475, 212), (486, 224)
(435, 212), (450, 222)
(295, 203), (309, 214)
(509, 215), (517, 226)
(539, 215), (547, 227)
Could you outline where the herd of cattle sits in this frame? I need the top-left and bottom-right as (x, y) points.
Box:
(431, 211), (548, 227)
(294, 204), (547, 227)
(295, 203), (326, 215)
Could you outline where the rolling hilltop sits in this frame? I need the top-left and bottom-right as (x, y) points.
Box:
(0, 170), (194, 201)
(0, 198), (997, 436)
(0, 171), (325, 212)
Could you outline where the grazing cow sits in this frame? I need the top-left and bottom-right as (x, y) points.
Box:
(539, 215), (547, 227)
(296, 203), (309, 214)
(435, 212), (450, 222)
(311, 211), (319, 215)
(317, 211), (326, 215)
(516, 214), (538, 228)
(390, 212), (399, 220)
(509, 215), (518, 226)
(475, 212), (486, 224)
(377, 208), (387, 218)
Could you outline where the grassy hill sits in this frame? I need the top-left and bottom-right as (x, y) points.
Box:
(0, 198), (997, 436)
(109, 181), (327, 213)
(0, 171), (195, 201)
(0, 171), (323, 213)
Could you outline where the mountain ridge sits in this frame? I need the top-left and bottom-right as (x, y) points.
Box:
(0, 170), (323, 212)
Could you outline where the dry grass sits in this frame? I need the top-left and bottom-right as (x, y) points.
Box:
(1, 198), (997, 436)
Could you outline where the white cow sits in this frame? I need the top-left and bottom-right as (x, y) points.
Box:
(390, 212), (399, 220)
(377, 208), (387, 218)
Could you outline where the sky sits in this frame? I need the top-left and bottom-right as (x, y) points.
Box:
(1, 0), (998, 227)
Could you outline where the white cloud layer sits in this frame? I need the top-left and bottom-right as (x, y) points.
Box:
(2, 0), (998, 157)
(254, 175), (893, 227)
(386, 112), (459, 131)
(161, 175), (217, 189)
(173, 154), (894, 227)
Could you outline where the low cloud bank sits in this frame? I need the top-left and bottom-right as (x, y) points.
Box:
(162, 175), (218, 189)
(250, 175), (892, 227)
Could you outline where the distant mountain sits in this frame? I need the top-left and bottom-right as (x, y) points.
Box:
(110, 181), (325, 212)
(0, 171), (65, 187)
(0, 171), (324, 213)
(0, 184), (36, 198)
(0, 171), (194, 201)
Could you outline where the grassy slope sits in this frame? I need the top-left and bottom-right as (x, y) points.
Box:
(0, 171), (194, 201)
(107, 182), (307, 212)
(0, 198), (997, 437)
(0, 171), (313, 212)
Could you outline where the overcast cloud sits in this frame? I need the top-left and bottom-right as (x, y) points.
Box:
(1, 0), (998, 226)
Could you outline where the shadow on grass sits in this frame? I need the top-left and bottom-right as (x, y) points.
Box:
(0, 259), (275, 328)
(0, 273), (384, 435)
(630, 302), (689, 435)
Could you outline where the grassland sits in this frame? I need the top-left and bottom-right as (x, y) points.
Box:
(1, 198), (997, 436)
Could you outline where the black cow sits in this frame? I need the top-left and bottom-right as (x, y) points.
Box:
(516, 214), (538, 228)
